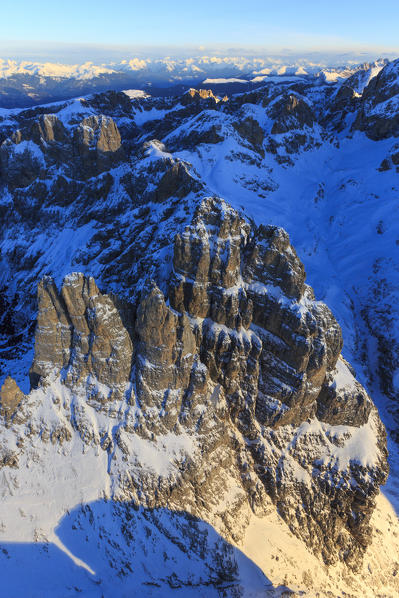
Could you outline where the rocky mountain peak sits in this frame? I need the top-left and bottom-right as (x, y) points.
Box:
(353, 57), (399, 139)
(30, 272), (133, 403)
(0, 111), (124, 187)
(182, 88), (221, 105)
(2, 196), (386, 577)
(270, 94), (315, 134)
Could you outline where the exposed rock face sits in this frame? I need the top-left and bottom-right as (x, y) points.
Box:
(134, 284), (222, 436)
(30, 273), (133, 403)
(0, 112), (124, 187)
(73, 115), (124, 178)
(234, 116), (265, 149)
(168, 119), (224, 149)
(0, 376), (25, 425)
(170, 199), (343, 429)
(353, 58), (399, 139)
(152, 160), (203, 202)
(316, 359), (373, 426)
(323, 62), (389, 132)
(166, 199), (387, 569)
(31, 114), (69, 146)
(7, 197), (387, 574)
(0, 133), (45, 188)
(270, 94), (315, 134)
(181, 88), (220, 105)
(378, 141), (399, 171)
(82, 90), (134, 116)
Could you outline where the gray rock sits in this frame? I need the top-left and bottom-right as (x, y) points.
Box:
(0, 376), (25, 425)
(30, 272), (133, 403)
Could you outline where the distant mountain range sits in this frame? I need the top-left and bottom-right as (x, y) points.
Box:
(0, 55), (390, 107)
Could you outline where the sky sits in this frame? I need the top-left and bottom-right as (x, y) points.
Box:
(0, 0), (398, 58)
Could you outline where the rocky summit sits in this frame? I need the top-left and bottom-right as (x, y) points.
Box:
(1, 57), (399, 597)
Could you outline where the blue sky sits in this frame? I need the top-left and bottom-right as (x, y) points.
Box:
(1, 0), (398, 53)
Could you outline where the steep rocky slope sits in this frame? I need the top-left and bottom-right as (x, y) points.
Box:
(1, 57), (399, 597)
(0, 198), (390, 595)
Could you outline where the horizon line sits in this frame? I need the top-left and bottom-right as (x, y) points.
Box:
(0, 40), (398, 55)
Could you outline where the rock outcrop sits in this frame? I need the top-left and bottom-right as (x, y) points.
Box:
(30, 273), (133, 403)
(166, 199), (387, 568)
(353, 58), (399, 139)
(0, 376), (25, 425)
(0, 133), (45, 188)
(270, 94), (315, 135)
(169, 199), (343, 429)
(0, 112), (124, 187)
(73, 114), (124, 178)
(234, 116), (265, 149)
(181, 88), (220, 105)
(4, 197), (387, 574)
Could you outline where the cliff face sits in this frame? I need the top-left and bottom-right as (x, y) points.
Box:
(29, 273), (133, 399)
(353, 58), (399, 139)
(0, 112), (124, 188)
(2, 198), (388, 576)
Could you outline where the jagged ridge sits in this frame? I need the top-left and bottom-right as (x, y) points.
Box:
(1, 198), (388, 575)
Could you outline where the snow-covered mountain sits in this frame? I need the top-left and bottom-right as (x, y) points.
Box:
(0, 56), (388, 81)
(0, 55), (390, 108)
(1, 57), (399, 597)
